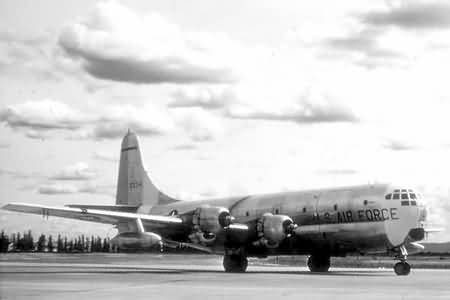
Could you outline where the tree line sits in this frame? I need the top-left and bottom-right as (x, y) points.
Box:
(0, 230), (116, 253)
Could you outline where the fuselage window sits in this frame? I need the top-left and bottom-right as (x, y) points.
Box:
(411, 201), (417, 206)
(275, 208), (279, 214)
(401, 201), (409, 206)
(385, 193), (392, 200)
(409, 193), (417, 199)
(334, 204), (338, 211)
(401, 193), (409, 200)
(302, 207), (307, 213)
(393, 193), (400, 200)
(245, 211), (249, 217)
(363, 200), (368, 205)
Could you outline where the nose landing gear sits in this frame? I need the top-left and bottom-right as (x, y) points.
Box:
(394, 245), (411, 276)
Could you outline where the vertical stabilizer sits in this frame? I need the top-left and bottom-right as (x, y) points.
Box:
(116, 131), (163, 207)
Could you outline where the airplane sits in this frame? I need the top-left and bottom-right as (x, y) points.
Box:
(2, 130), (433, 275)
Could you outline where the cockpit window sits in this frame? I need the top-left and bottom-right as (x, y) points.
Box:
(401, 201), (409, 206)
(401, 193), (409, 199)
(401, 189), (407, 193)
(393, 193), (400, 200)
(385, 193), (392, 200)
(408, 189), (413, 192)
(394, 189), (400, 193)
(411, 201), (417, 206)
(409, 193), (417, 199)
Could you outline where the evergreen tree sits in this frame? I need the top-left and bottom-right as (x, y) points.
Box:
(90, 236), (95, 252)
(48, 235), (54, 252)
(63, 236), (68, 253)
(16, 232), (23, 251)
(24, 230), (34, 251)
(57, 235), (64, 253)
(102, 238), (109, 252)
(68, 240), (73, 252)
(0, 231), (9, 252)
(37, 234), (46, 252)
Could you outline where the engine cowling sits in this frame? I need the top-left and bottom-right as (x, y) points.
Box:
(189, 206), (233, 245)
(193, 206), (232, 234)
(111, 232), (162, 250)
(256, 213), (296, 248)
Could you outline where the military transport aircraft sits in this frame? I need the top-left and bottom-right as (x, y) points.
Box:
(3, 131), (432, 275)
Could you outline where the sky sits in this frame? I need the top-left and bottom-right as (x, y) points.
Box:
(0, 0), (449, 241)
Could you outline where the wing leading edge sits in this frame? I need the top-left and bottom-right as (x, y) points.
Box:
(2, 203), (182, 228)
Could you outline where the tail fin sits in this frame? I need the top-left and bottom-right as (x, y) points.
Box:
(116, 130), (178, 207)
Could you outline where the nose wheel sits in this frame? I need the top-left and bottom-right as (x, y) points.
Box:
(394, 261), (411, 276)
(393, 245), (411, 276)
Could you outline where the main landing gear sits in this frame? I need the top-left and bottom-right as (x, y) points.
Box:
(394, 245), (411, 276)
(223, 247), (248, 273)
(307, 254), (331, 272)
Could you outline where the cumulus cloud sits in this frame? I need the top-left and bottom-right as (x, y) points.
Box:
(37, 183), (104, 195)
(226, 93), (358, 124)
(172, 107), (223, 142)
(92, 151), (118, 162)
(0, 99), (88, 131)
(169, 86), (235, 109)
(383, 140), (418, 151)
(316, 169), (358, 175)
(59, 1), (238, 84)
(360, 2), (450, 30)
(50, 162), (97, 181)
(323, 29), (403, 62)
(0, 100), (173, 140)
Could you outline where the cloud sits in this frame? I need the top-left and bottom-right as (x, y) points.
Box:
(226, 93), (358, 124)
(323, 29), (403, 61)
(360, 2), (450, 30)
(0, 100), (173, 140)
(169, 86), (235, 109)
(172, 107), (223, 142)
(383, 140), (418, 151)
(37, 183), (102, 195)
(316, 169), (358, 175)
(0, 100), (88, 131)
(170, 144), (197, 151)
(50, 162), (97, 181)
(92, 151), (118, 162)
(0, 142), (10, 149)
(59, 1), (238, 84)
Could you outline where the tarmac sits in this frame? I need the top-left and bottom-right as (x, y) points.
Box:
(0, 253), (449, 300)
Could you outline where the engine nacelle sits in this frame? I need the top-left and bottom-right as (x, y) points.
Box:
(256, 213), (295, 248)
(193, 205), (232, 234)
(111, 232), (162, 250)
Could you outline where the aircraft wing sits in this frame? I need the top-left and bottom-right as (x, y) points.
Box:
(2, 203), (183, 228)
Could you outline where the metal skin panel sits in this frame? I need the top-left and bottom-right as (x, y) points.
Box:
(149, 183), (424, 256)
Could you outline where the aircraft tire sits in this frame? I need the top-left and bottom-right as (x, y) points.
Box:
(223, 254), (248, 273)
(307, 254), (330, 272)
(394, 262), (411, 276)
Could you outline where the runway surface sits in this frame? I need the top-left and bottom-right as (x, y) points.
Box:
(1, 254), (449, 300)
